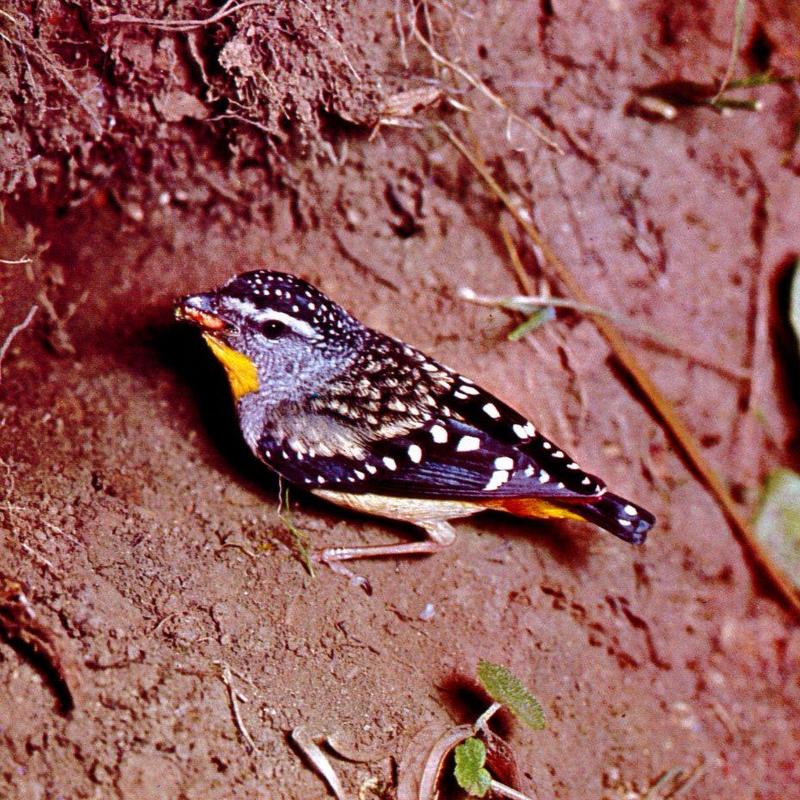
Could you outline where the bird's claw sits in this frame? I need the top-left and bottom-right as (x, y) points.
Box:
(312, 550), (373, 595)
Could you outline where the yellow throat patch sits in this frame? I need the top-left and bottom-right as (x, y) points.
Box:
(202, 334), (260, 402)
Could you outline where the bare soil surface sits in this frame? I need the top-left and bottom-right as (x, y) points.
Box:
(1, 2), (799, 799)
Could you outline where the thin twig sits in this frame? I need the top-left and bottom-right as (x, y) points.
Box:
(217, 661), (257, 753)
(0, 305), (38, 385)
(667, 762), (707, 798)
(102, 0), (271, 31)
(411, 22), (562, 153)
(394, 0), (409, 69)
(18, 541), (58, 575)
(499, 223), (535, 294)
(460, 288), (752, 381)
(291, 726), (347, 800)
(644, 767), (684, 800)
(489, 780), (537, 800)
(439, 120), (800, 616)
(0, 256), (32, 264)
(712, 0), (748, 102)
(0, 24), (103, 135)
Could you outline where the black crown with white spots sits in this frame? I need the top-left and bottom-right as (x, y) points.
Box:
(223, 270), (365, 352)
(213, 270), (654, 545)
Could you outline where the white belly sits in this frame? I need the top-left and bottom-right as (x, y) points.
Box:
(312, 490), (482, 526)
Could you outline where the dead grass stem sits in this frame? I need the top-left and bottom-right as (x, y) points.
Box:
(216, 661), (257, 753)
(0, 304), (38, 385)
(410, 7), (562, 153)
(104, 0), (272, 32)
(460, 288), (752, 382)
(439, 120), (800, 616)
(712, 0), (748, 102)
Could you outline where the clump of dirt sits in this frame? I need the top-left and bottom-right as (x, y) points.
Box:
(2, 1), (800, 799)
(1, 0), (390, 208)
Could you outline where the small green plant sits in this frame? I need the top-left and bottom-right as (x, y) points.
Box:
(754, 469), (800, 590)
(452, 661), (545, 799)
(280, 487), (315, 578)
(477, 660), (546, 730)
(453, 738), (492, 797)
(507, 306), (555, 341)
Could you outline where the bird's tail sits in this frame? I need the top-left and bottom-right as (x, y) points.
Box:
(569, 492), (654, 545)
(487, 491), (654, 544)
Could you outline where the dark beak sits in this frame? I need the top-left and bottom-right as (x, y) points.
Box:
(174, 292), (227, 332)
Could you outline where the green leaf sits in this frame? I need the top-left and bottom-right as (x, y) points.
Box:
(507, 307), (555, 341)
(477, 660), (546, 730)
(790, 259), (800, 358)
(753, 469), (800, 589)
(453, 738), (492, 797)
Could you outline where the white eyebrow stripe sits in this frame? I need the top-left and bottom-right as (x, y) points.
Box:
(227, 299), (316, 338)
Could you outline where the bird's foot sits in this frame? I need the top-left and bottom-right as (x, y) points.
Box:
(312, 553), (373, 594)
(312, 524), (456, 594)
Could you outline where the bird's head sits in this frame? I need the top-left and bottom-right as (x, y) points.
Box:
(175, 270), (363, 405)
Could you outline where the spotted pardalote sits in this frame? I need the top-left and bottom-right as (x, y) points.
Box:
(176, 270), (654, 565)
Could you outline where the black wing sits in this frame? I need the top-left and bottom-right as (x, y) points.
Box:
(259, 413), (605, 504)
(255, 335), (606, 502)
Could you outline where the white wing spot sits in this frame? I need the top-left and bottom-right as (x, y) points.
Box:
(366, 464), (377, 474)
(512, 424), (528, 439)
(542, 441), (552, 450)
(431, 425), (448, 443)
(566, 462), (580, 470)
(460, 385), (479, 395)
(456, 435), (480, 452)
(619, 518), (632, 527)
(407, 444), (422, 463)
(383, 457), (397, 471)
(484, 469), (510, 491)
(317, 475), (326, 484)
(525, 422), (537, 436)
(453, 391), (468, 400)
(624, 504), (637, 516)
(552, 450), (564, 458)
(354, 470), (365, 479)
(494, 456), (514, 470)
(539, 470), (550, 483)
(483, 403), (500, 419)
(582, 477), (591, 485)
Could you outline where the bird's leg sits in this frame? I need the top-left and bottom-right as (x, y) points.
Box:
(313, 521), (456, 591)
(317, 520), (456, 563)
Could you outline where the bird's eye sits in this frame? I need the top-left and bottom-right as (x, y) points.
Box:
(260, 319), (289, 339)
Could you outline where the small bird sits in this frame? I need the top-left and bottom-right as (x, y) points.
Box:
(176, 270), (654, 566)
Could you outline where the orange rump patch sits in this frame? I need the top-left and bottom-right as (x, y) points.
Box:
(480, 496), (587, 522)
